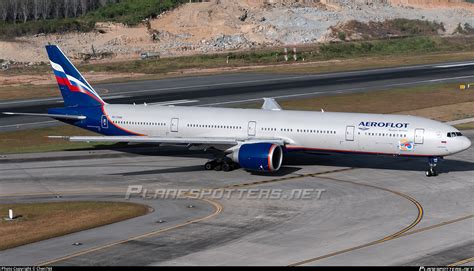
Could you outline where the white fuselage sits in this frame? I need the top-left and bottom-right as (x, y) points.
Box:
(102, 104), (471, 157)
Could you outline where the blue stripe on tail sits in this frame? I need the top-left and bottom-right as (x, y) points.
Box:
(46, 45), (105, 107)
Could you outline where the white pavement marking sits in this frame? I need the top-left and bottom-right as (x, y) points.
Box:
(0, 97), (61, 106)
(428, 75), (474, 82)
(446, 118), (474, 125)
(102, 95), (128, 99)
(147, 100), (199, 106)
(434, 62), (474, 68)
(2, 60), (473, 106)
(0, 120), (58, 129)
(199, 75), (474, 107)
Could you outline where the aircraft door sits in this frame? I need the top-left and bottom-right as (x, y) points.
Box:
(345, 126), (355, 141)
(414, 128), (424, 144)
(248, 121), (256, 136)
(101, 115), (108, 129)
(171, 118), (179, 132)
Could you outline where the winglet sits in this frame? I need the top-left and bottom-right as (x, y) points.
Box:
(262, 98), (282, 111)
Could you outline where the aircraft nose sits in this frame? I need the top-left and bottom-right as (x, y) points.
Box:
(462, 136), (472, 150)
(459, 136), (472, 151)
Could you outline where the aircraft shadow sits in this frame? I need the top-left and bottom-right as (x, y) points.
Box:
(116, 165), (205, 176)
(78, 144), (473, 175)
(284, 152), (474, 173)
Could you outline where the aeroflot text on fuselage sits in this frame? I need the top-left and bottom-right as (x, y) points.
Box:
(358, 121), (410, 129)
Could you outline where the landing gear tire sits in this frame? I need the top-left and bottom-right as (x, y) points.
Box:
(214, 163), (222, 171)
(425, 168), (438, 177)
(222, 162), (232, 172)
(204, 162), (215, 170)
(425, 157), (441, 177)
(205, 157), (235, 172)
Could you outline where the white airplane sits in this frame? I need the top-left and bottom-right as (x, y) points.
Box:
(3, 45), (471, 176)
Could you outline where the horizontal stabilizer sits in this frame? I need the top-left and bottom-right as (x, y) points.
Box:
(2, 112), (86, 120)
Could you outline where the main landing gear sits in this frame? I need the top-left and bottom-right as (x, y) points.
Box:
(204, 157), (236, 172)
(425, 156), (442, 177)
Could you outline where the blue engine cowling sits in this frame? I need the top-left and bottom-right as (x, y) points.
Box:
(232, 143), (283, 172)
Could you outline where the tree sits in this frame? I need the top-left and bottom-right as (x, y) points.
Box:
(0, 1), (8, 22)
(53, 0), (62, 19)
(33, 0), (40, 21)
(71, 0), (79, 17)
(41, 0), (52, 20)
(9, 0), (18, 24)
(64, 0), (70, 18)
(20, 0), (30, 23)
(80, 0), (88, 15)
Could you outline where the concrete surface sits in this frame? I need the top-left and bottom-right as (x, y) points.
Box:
(0, 131), (472, 266)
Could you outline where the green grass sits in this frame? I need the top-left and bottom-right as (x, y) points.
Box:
(86, 0), (187, 25)
(0, 201), (149, 250)
(234, 83), (474, 121)
(0, 19), (96, 38)
(2, 36), (473, 78)
(0, 125), (116, 154)
(81, 36), (474, 74)
(455, 122), (474, 130)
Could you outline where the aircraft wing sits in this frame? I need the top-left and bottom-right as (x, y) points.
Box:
(48, 136), (288, 146)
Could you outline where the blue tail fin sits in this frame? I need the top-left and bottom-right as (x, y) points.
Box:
(46, 45), (105, 107)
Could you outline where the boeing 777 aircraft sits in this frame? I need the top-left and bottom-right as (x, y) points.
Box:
(4, 45), (471, 176)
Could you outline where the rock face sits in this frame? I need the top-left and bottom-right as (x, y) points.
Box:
(389, 0), (474, 9)
(0, 0), (473, 63)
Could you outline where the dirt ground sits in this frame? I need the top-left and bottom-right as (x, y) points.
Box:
(0, 71), (146, 87)
(0, 0), (472, 64)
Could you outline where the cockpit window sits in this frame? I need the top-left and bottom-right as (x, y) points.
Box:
(447, 132), (463, 137)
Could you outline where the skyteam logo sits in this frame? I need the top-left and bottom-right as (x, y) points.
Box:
(358, 121), (409, 131)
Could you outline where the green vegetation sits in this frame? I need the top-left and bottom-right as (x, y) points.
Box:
(453, 23), (474, 35)
(0, 0), (186, 38)
(0, 19), (96, 38)
(455, 122), (474, 130)
(86, 0), (187, 25)
(387, 18), (445, 35)
(0, 125), (116, 154)
(236, 83), (474, 122)
(81, 36), (474, 74)
(337, 31), (346, 41)
(319, 37), (436, 58)
(0, 201), (149, 250)
(332, 19), (446, 41)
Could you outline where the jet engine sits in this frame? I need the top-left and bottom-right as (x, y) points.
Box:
(231, 143), (283, 172)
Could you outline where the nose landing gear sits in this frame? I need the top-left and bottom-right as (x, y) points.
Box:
(425, 156), (442, 177)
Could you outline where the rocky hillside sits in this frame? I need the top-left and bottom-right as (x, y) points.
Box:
(0, 0), (473, 64)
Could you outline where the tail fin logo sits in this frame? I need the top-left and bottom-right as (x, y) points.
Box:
(50, 61), (104, 105)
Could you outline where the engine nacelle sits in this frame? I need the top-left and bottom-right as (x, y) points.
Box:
(231, 143), (283, 172)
